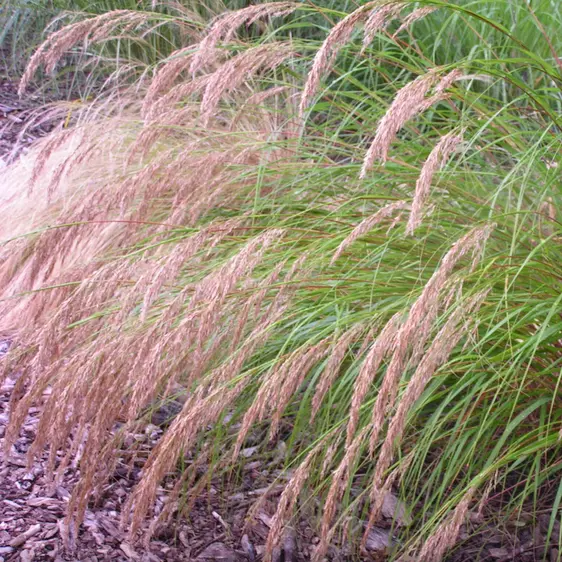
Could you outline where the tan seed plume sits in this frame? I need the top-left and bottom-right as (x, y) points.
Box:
(360, 68), (464, 177)
(367, 224), (493, 455)
(393, 6), (438, 37)
(264, 441), (325, 560)
(200, 44), (295, 126)
(229, 85), (290, 131)
(124, 301), (290, 535)
(269, 339), (331, 439)
(234, 336), (331, 457)
(190, 2), (298, 76)
(331, 200), (409, 264)
(313, 427), (369, 562)
(144, 75), (211, 120)
(412, 488), (476, 562)
(407, 130), (463, 234)
(362, 2), (404, 51)
(310, 323), (365, 421)
(365, 291), (488, 534)
(300, 2), (377, 115)
(142, 48), (196, 117)
(346, 313), (400, 446)
(19, 11), (149, 95)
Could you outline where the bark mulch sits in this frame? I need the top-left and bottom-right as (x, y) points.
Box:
(0, 78), (61, 164)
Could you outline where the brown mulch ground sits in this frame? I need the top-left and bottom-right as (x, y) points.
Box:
(0, 78), (61, 164)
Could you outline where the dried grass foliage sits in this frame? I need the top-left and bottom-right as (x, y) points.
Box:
(300, 2), (376, 115)
(362, 2), (405, 50)
(366, 224), (492, 455)
(199, 43), (295, 126)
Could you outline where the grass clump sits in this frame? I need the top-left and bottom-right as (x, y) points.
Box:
(1, 1), (562, 560)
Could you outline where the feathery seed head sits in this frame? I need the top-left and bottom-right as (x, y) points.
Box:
(300, 2), (377, 115)
(407, 131), (463, 234)
(360, 68), (464, 176)
(393, 6), (438, 37)
(190, 3), (298, 76)
(331, 201), (409, 264)
(362, 2), (405, 51)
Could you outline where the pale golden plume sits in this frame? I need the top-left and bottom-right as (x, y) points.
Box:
(200, 43), (295, 126)
(300, 2), (376, 115)
(365, 291), (488, 533)
(264, 441), (326, 561)
(331, 200), (409, 264)
(190, 2), (298, 75)
(367, 224), (493, 456)
(310, 323), (365, 421)
(19, 11), (150, 95)
(313, 428), (369, 562)
(360, 68), (463, 177)
(393, 6), (438, 37)
(362, 2), (404, 51)
(407, 130), (463, 234)
(346, 314), (400, 446)
(412, 488), (476, 562)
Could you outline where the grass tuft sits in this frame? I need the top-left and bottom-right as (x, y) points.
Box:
(2, 1), (562, 559)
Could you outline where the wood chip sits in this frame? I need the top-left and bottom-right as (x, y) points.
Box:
(7, 456), (27, 467)
(381, 492), (411, 526)
(282, 528), (297, 562)
(20, 550), (35, 562)
(241, 534), (256, 562)
(98, 516), (121, 539)
(3, 500), (20, 509)
(196, 542), (239, 561)
(55, 486), (70, 501)
(212, 511), (231, 534)
(364, 527), (392, 552)
(9, 523), (41, 547)
(42, 525), (59, 540)
(256, 512), (272, 528)
(27, 497), (57, 508)
(489, 547), (510, 559)
(120, 542), (140, 560)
